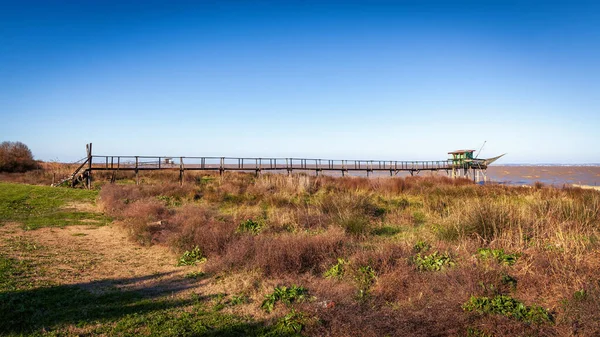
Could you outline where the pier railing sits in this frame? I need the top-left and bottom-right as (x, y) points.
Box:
(89, 156), (457, 173)
(55, 144), (490, 188)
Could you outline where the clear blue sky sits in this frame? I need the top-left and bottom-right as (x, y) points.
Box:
(1, 0), (599, 163)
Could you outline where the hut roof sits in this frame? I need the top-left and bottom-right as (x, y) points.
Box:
(448, 150), (476, 154)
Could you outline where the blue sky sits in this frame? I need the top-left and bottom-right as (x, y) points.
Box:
(1, 0), (599, 163)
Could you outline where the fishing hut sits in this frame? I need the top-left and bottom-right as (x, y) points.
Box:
(448, 149), (496, 182)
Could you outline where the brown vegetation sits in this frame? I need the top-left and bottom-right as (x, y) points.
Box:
(92, 172), (600, 336)
(0, 141), (38, 173)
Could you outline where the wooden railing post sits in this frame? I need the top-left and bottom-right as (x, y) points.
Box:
(135, 156), (139, 185)
(86, 143), (92, 189)
(179, 157), (184, 185)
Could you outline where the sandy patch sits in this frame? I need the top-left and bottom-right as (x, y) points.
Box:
(0, 222), (201, 296)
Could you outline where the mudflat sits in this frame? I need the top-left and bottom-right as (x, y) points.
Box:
(486, 165), (600, 186)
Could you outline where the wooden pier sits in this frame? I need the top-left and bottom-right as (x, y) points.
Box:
(53, 144), (493, 188)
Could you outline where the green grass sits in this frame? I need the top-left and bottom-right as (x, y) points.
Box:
(0, 182), (111, 229)
(0, 251), (282, 336)
(370, 225), (402, 237)
(0, 281), (278, 336)
(0, 255), (32, 292)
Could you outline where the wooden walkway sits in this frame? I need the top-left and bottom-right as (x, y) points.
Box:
(53, 144), (488, 188)
(89, 155), (459, 176)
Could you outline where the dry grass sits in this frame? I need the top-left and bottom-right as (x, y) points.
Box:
(74, 172), (600, 335)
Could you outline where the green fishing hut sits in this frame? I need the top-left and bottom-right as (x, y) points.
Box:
(448, 149), (475, 167)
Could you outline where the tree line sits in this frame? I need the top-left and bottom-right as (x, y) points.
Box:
(0, 141), (38, 173)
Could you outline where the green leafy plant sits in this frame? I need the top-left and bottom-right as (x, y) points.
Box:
(501, 274), (518, 289)
(413, 240), (431, 253)
(261, 285), (309, 313)
(212, 293), (227, 311)
(156, 195), (182, 207)
(237, 219), (263, 235)
(463, 295), (553, 324)
(272, 310), (306, 335)
(177, 246), (207, 266)
(413, 251), (455, 271)
(573, 289), (587, 301)
(354, 265), (377, 299)
(477, 248), (520, 266)
(230, 294), (250, 306)
(323, 258), (348, 280)
(184, 271), (206, 279)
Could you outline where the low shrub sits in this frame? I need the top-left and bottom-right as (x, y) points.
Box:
(413, 251), (455, 271)
(261, 285), (309, 313)
(463, 295), (553, 324)
(477, 248), (520, 266)
(168, 205), (236, 256)
(354, 265), (377, 299)
(271, 310), (307, 335)
(213, 229), (347, 276)
(323, 258), (348, 280)
(413, 240), (431, 253)
(177, 246), (206, 266)
(338, 217), (371, 236)
(237, 218), (263, 235)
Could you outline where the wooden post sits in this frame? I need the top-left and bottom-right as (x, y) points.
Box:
(135, 156), (139, 185)
(179, 157), (184, 186)
(86, 143), (92, 189)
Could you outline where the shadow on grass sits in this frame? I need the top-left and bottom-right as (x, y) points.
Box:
(0, 272), (278, 336)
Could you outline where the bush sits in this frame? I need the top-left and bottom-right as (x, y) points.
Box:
(237, 218), (263, 235)
(463, 295), (553, 324)
(323, 258), (348, 280)
(0, 141), (38, 173)
(213, 229), (347, 276)
(177, 246), (207, 266)
(261, 285), (309, 313)
(477, 248), (520, 266)
(413, 251), (455, 271)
